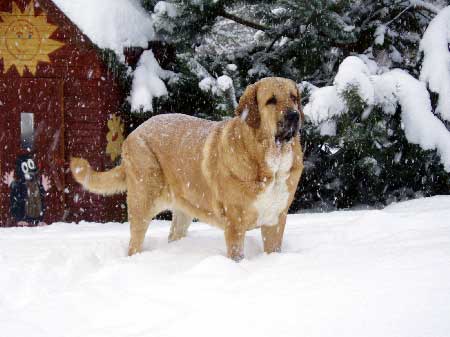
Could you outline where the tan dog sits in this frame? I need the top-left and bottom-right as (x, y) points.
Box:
(71, 77), (304, 261)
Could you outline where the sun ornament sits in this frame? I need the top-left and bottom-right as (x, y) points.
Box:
(0, 1), (64, 76)
(106, 115), (125, 162)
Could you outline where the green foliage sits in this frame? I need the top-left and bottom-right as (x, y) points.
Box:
(152, 60), (230, 121)
(293, 104), (450, 211)
(98, 48), (133, 90)
(135, 0), (450, 210)
(166, 0), (229, 51)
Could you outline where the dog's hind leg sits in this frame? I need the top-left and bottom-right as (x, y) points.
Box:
(168, 210), (192, 242)
(127, 199), (154, 256)
(124, 142), (165, 256)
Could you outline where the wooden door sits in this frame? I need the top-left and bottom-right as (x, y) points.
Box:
(0, 78), (64, 226)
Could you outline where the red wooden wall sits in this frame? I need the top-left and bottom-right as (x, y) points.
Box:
(0, 0), (127, 226)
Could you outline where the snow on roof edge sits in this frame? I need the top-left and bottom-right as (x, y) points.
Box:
(51, 0), (155, 61)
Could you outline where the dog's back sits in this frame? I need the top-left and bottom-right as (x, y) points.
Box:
(125, 114), (222, 215)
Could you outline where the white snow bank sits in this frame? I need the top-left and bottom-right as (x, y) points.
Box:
(304, 56), (450, 171)
(52, 0), (154, 60)
(128, 50), (172, 112)
(1, 196), (450, 337)
(419, 6), (450, 121)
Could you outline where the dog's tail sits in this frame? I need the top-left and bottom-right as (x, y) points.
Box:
(70, 157), (127, 195)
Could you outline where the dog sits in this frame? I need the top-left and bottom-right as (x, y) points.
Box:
(71, 77), (304, 261)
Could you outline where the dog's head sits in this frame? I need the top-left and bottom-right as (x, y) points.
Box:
(235, 77), (303, 143)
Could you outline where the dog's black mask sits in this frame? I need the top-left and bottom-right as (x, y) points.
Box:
(276, 108), (300, 143)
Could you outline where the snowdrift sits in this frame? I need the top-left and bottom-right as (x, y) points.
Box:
(1, 196), (450, 337)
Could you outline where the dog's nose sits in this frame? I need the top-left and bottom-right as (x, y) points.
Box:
(285, 109), (299, 124)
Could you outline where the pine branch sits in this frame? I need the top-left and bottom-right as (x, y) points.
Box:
(386, 5), (413, 27)
(266, 34), (283, 52)
(217, 8), (269, 32)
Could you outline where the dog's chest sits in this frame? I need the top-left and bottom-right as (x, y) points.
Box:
(253, 149), (293, 227)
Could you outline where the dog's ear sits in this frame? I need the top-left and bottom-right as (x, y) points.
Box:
(235, 83), (260, 129)
(296, 86), (305, 128)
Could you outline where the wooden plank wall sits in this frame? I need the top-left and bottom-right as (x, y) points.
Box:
(0, 0), (126, 225)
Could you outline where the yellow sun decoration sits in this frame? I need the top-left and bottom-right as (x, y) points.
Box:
(106, 115), (125, 162)
(0, 1), (64, 76)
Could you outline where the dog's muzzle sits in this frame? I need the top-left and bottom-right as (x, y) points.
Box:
(276, 108), (300, 143)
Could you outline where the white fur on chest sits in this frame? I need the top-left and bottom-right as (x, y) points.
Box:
(254, 148), (293, 227)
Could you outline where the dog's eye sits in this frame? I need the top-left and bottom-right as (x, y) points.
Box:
(266, 96), (277, 105)
(291, 94), (298, 103)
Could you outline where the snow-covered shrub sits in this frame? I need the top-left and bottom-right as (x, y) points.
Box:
(296, 50), (450, 210)
(305, 56), (450, 171)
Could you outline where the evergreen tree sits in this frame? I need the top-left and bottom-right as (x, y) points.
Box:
(135, 0), (450, 210)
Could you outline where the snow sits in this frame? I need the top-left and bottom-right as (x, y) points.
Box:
(216, 75), (233, 92)
(303, 85), (346, 124)
(153, 1), (177, 18)
(152, 1), (178, 37)
(319, 119), (337, 136)
(199, 74), (238, 108)
(128, 50), (172, 112)
(1, 196), (450, 337)
(419, 6), (450, 121)
(52, 0), (154, 60)
(304, 56), (450, 171)
(374, 25), (386, 45)
(199, 75), (233, 94)
(198, 77), (215, 92)
(226, 63), (238, 72)
(373, 70), (450, 170)
(334, 56), (375, 106)
(410, 0), (444, 14)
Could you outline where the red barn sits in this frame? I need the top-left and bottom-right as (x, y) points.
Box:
(0, 0), (157, 226)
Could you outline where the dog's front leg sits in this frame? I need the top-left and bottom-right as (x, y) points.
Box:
(261, 213), (287, 254)
(224, 225), (246, 262)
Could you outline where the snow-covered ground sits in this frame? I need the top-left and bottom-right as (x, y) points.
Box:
(1, 196), (450, 337)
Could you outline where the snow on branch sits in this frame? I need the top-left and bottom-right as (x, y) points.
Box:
(199, 75), (238, 109)
(128, 50), (173, 112)
(304, 56), (450, 171)
(375, 70), (450, 171)
(409, 0), (443, 14)
(419, 6), (450, 121)
(303, 85), (346, 124)
(334, 56), (375, 106)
